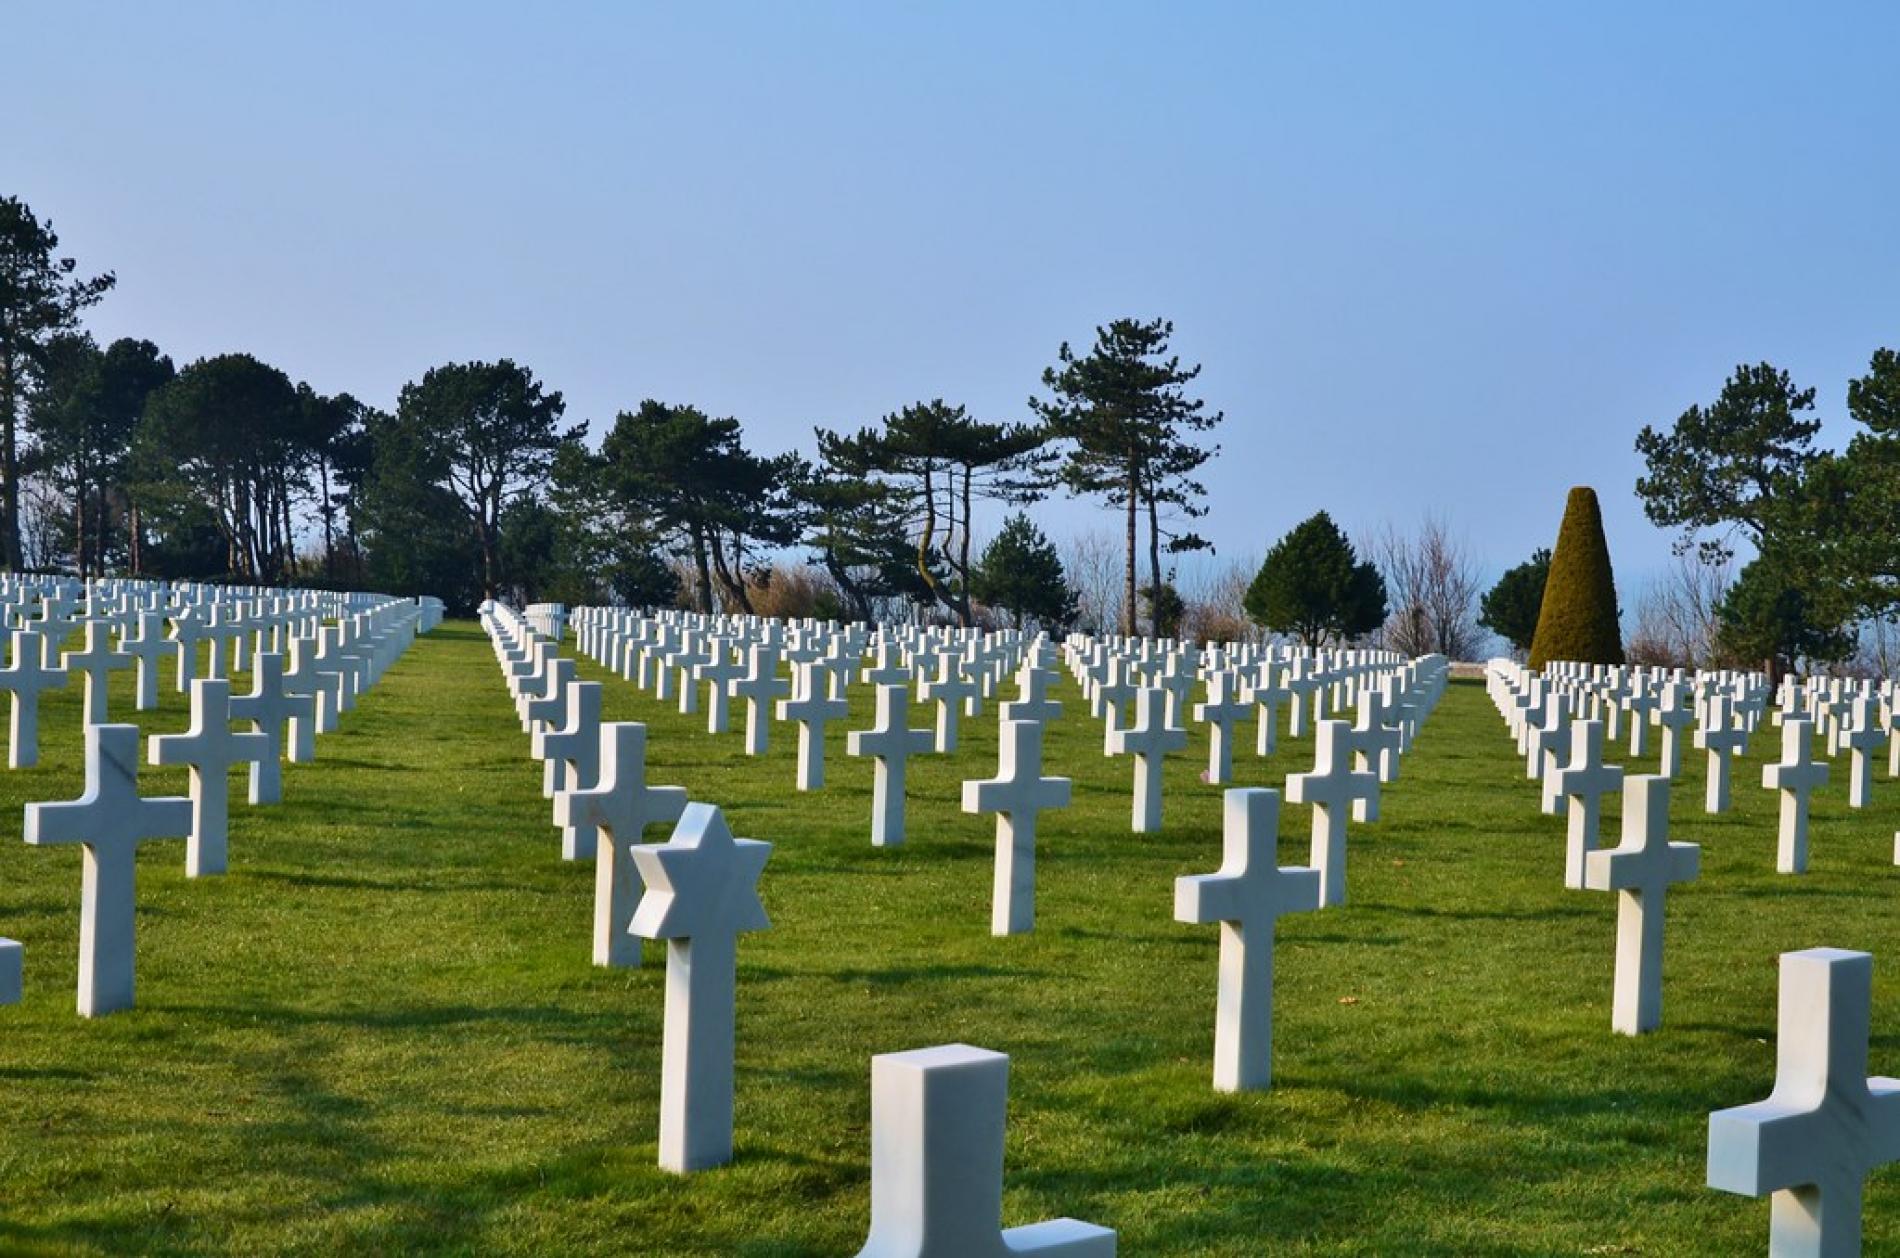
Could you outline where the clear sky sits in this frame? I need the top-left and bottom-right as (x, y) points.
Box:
(9, 2), (1897, 592)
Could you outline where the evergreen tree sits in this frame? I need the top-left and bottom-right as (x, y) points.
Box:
(1244, 511), (1385, 647)
(971, 513), (1076, 629)
(1715, 552), (1853, 676)
(1479, 548), (1551, 655)
(576, 401), (798, 614)
(1634, 362), (1821, 563)
(816, 402), (1047, 625)
(396, 359), (579, 599)
(138, 353), (309, 582)
(0, 197), (115, 570)
(1527, 487), (1623, 668)
(1032, 318), (1221, 635)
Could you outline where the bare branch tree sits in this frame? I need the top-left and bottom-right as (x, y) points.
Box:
(1062, 527), (1124, 635)
(1373, 515), (1486, 659)
(1626, 552), (1732, 668)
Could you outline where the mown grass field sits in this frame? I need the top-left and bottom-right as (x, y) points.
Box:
(3, 620), (1899, 1255)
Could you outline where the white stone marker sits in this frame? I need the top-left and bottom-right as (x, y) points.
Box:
(554, 722), (687, 968)
(695, 642), (744, 734)
(962, 719), (1071, 935)
(1583, 775), (1700, 1035)
(0, 629), (65, 769)
(1286, 719), (1378, 908)
(847, 684), (935, 847)
(730, 644), (789, 756)
(62, 620), (131, 726)
(1845, 697), (1883, 810)
(0, 937), (20, 1006)
(1174, 788), (1321, 1092)
(1348, 691), (1401, 823)
(149, 678), (270, 878)
(630, 803), (771, 1172)
(777, 662), (849, 791)
(1696, 696), (1748, 814)
(1548, 719), (1623, 891)
(1763, 719), (1830, 875)
(1107, 687), (1186, 834)
(1654, 685), (1696, 779)
(853, 1044), (1117, 1258)
(534, 681), (603, 859)
(1193, 672), (1251, 786)
(1708, 948), (1900, 1258)
(24, 724), (193, 1016)
(919, 653), (977, 754)
(229, 651), (309, 805)
(121, 612), (175, 711)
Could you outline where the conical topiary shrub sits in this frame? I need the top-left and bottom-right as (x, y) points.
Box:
(1528, 486), (1623, 669)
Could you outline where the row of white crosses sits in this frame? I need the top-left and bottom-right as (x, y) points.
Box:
(564, 606), (1454, 1097)
(571, 605), (1450, 934)
(485, 602), (773, 1173)
(12, 580), (431, 1017)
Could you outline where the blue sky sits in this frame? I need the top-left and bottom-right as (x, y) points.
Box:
(9, 2), (1897, 592)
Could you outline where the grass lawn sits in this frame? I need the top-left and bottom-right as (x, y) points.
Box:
(3, 620), (1899, 1255)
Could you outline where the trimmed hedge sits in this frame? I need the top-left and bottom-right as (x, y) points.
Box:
(1528, 486), (1623, 668)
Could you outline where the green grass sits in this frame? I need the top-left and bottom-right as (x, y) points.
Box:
(3, 622), (1900, 1254)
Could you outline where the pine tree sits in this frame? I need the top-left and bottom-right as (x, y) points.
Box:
(1244, 511), (1385, 647)
(972, 513), (1076, 629)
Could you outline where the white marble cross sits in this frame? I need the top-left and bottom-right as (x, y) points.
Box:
(853, 1044), (1117, 1258)
(729, 644), (789, 756)
(1174, 788), (1321, 1092)
(1001, 654), (1063, 726)
(1286, 719), (1378, 908)
(962, 719), (1071, 935)
(1251, 663), (1291, 757)
(554, 722), (687, 968)
(120, 612), (175, 711)
(777, 662), (849, 790)
(1844, 696), (1883, 810)
(168, 609), (208, 692)
(533, 680), (603, 858)
(229, 651), (312, 805)
(1708, 947), (1900, 1258)
(1548, 719), (1624, 890)
(1348, 690), (1401, 823)
(1583, 774), (1700, 1035)
(1653, 684), (1696, 779)
(1696, 696), (1748, 813)
(1763, 719), (1830, 875)
(0, 629), (65, 768)
(1094, 660), (1138, 756)
(630, 803), (771, 1172)
(695, 641), (745, 733)
(918, 653), (977, 754)
(847, 684), (935, 847)
(24, 723), (193, 1016)
(1193, 672), (1251, 786)
(62, 619), (131, 726)
(1107, 687), (1186, 834)
(149, 678), (270, 878)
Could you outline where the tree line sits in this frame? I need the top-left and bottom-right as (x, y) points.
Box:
(3, 195), (1250, 630)
(6, 193), (1526, 653)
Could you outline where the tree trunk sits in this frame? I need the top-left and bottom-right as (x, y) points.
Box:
(0, 352), (19, 571)
(1147, 494), (1163, 638)
(916, 461), (941, 612)
(958, 464), (973, 627)
(690, 526), (714, 614)
(1123, 464), (1138, 637)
